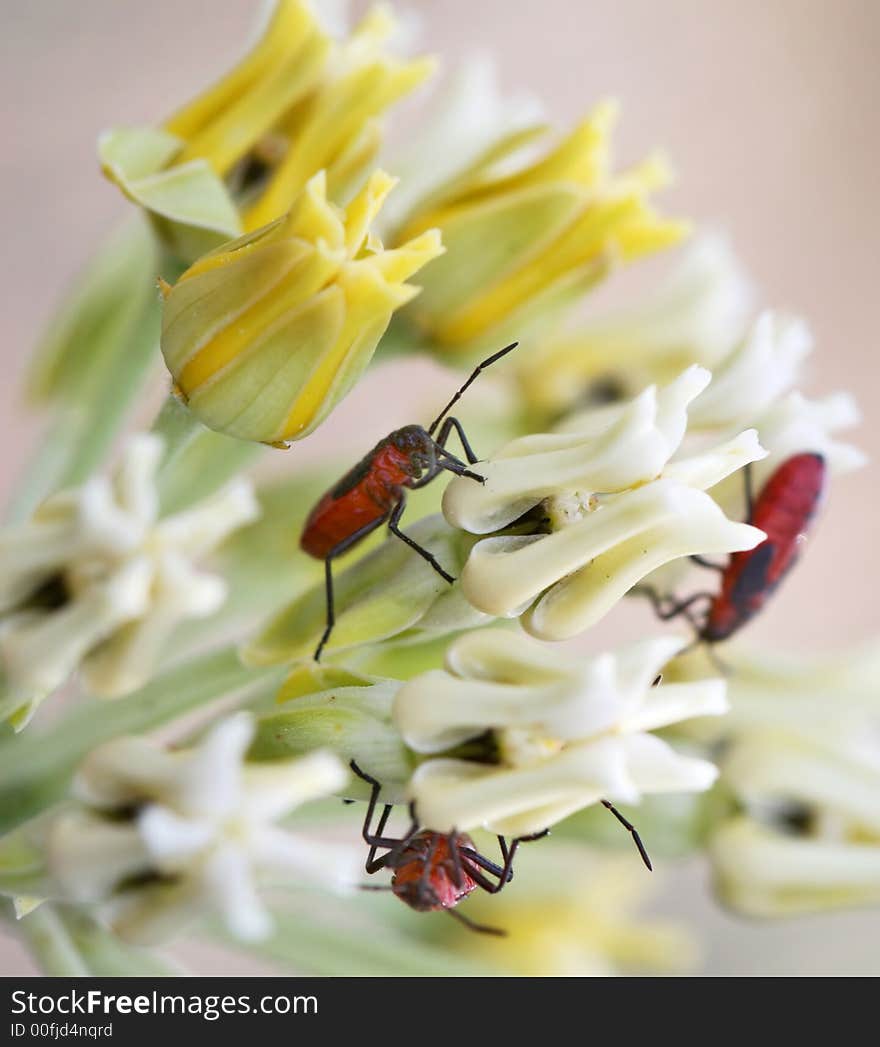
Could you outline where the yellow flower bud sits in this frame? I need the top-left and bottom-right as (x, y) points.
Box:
(396, 102), (689, 354)
(243, 5), (436, 230)
(160, 170), (443, 445)
(164, 0), (333, 177)
(100, 3), (434, 263)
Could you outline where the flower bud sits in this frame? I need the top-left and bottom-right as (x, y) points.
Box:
(514, 234), (754, 419)
(160, 170), (443, 445)
(100, 4), (435, 265)
(397, 102), (688, 355)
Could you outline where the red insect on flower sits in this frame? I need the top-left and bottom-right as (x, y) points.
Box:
(642, 452), (827, 645)
(349, 760), (548, 935)
(349, 760), (653, 934)
(301, 342), (519, 661)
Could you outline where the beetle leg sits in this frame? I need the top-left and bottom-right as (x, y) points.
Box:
(445, 907), (506, 937)
(388, 498), (455, 584)
(448, 833), (466, 890)
(437, 455), (485, 484)
(364, 804), (395, 873)
(600, 799), (653, 871)
(689, 554), (726, 573)
(314, 517), (388, 661)
(409, 465), (443, 490)
(743, 461), (755, 522)
(638, 586), (715, 622)
(462, 829), (550, 894)
(314, 558), (336, 663)
(434, 416), (480, 465)
(350, 760), (402, 859)
(416, 835), (441, 909)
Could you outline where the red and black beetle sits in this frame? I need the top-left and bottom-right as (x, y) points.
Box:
(643, 452), (827, 644)
(349, 759), (652, 934)
(350, 760), (548, 935)
(300, 342), (518, 661)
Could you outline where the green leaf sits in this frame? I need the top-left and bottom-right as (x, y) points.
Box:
(243, 515), (471, 665)
(251, 679), (413, 795)
(0, 646), (284, 836)
(227, 895), (495, 977)
(99, 126), (241, 264)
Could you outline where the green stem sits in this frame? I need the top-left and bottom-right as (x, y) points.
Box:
(5, 297), (161, 523)
(11, 902), (90, 976)
(230, 903), (493, 977)
(150, 393), (207, 475)
(0, 646), (285, 836)
(57, 909), (182, 976)
(0, 828), (51, 898)
(154, 407), (265, 516)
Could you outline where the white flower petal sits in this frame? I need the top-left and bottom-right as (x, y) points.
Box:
(137, 806), (214, 868)
(688, 311), (812, 430)
(459, 480), (762, 635)
(154, 478), (259, 557)
(73, 736), (177, 808)
(111, 433), (162, 527)
(711, 816), (880, 917)
(445, 368), (710, 535)
(620, 734), (719, 795)
(200, 844), (273, 942)
(0, 435), (258, 718)
(178, 711), (254, 817)
(47, 811), (151, 903)
(241, 750), (350, 821)
(722, 736), (880, 835)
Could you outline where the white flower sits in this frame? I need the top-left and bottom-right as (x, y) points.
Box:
(687, 310), (866, 483)
(514, 233), (754, 417)
(0, 434), (259, 725)
(678, 642), (880, 759)
(710, 733), (880, 917)
(680, 642), (880, 916)
(46, 712), (352, 944)
(443, 367), (766, 640)
(394, 629), (726, 835)
(686, 311), (812, 431)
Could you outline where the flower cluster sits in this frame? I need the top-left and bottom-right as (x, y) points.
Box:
(443, 366), (766, 639)
(100, 2), (434, 263)
(0, 434), (257, 727)
(0, 0), (871, 979)
(46, 713), (352, 943)
(675, 645), (880, 917)
(394, 629), (725, 835)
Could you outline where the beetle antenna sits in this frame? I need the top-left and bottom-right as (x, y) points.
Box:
(427, 342), (519, 436)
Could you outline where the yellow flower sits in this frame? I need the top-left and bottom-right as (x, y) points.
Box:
(100, 3), (434, 263)
(452, 846), (699, 976)
(243, 5), (436, 230)
(164, 0), (333, 178)
(160, 171), (443, 446)
(396, 101), (688, 354)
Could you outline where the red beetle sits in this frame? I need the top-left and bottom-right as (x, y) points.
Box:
(350, 760), (548, 935)
(301, 342), (518, 661)
(643, 452), (827, 643)
(349, 760), (651, 934)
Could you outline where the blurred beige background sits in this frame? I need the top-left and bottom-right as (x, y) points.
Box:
(1, 0), (878, 974)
